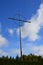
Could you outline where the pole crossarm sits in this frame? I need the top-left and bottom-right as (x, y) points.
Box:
(8, 17), (31, 23)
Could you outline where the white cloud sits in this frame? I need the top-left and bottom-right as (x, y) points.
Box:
(0, 35), (8, 47)
(22, 44), (43, 56)
(0, 48), (20, 57)
(0, 45), (43, 57)
(30, 45), (43, 56)
(0, 49), (8, 56)
(10, 49), (20, 55)
(8, 28), (15, 36)
(17, 3), (43, 41)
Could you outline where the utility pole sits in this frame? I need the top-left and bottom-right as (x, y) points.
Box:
(8, 14), (31, 60)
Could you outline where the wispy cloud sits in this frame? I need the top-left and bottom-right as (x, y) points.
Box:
(0, 35), (8, 47)
(0, 49), (8, 56)
(0, 48), (20, 57)
(23, 43), (43, 56)
(10, 48), (20, 55)
(8, 28), (16, 36)
(0, 44), (43, 57)
(8, 29), (14, 36)
(17, 3), (43, 41)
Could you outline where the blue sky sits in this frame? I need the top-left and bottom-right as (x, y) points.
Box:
(0, 0), (43, 58)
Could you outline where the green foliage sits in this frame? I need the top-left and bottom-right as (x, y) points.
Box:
(0, 54), (43, 65)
